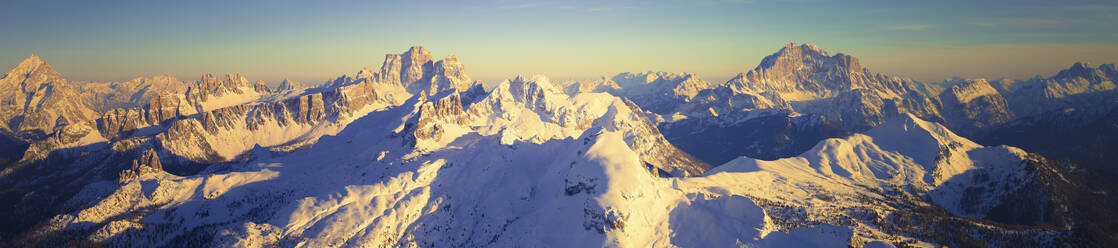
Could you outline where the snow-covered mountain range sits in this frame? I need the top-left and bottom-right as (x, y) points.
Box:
(562, 43), (1118, 173)
(1, 44), (1116, 247)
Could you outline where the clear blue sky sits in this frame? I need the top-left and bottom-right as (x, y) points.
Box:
(1, 0), (1116, 84)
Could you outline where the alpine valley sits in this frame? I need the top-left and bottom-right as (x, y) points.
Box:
(1, 44), (1117, 247)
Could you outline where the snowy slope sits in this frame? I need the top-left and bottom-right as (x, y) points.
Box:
(708, 114), (1033, 215)
(23, 75), (1070, 247)
(27, 85), (846, 247)
(694, 114), (1062, 246)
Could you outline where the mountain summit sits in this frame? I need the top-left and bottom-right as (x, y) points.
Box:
(726, 43), (910, 101)
(3, 54), (64, 92)
(0, 54), (96, 137)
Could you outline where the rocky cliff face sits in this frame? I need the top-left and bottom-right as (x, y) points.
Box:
(92, 73), (273, 141)
(428, 54), (476, 93)
(401, 90), (469, 148)
(372, 46), (476, 95)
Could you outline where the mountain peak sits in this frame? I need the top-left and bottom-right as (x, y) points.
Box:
(23, 54), (43, 65)
(4, 53), (64, 85)
(752, 43), (848, 75)
(781, 42), (826, 56)
(10, 54), (50, 74)
(405, 45), (432, 59)
(864, 113), (980, 165)
(727, 43), (892, 101)
(1054, 62), (1106, 82)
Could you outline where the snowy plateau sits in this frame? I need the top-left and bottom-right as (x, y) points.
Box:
(0, 44), (1116, 247)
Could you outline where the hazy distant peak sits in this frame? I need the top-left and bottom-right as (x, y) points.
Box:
(276, 79), (302, 91)
(152, 73), (177, 81)
(1054, 61), (1110, 82)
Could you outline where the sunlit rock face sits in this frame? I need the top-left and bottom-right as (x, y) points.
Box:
(729, 43), (911, 101)
(0, 55), (98, 138)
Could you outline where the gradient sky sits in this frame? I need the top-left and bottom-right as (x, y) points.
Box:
(1, 0), (1116, 85)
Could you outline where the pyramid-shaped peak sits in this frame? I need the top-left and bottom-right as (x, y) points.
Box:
(24, 54), (43, 64)
(12, 54), (48, 71)
(6, 53), (63, 80)
(1071, 62), (1089, 69)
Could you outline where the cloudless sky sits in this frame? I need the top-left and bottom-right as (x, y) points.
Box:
(1, 0), (1116, 85)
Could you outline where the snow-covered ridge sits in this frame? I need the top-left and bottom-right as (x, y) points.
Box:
(710, 113), (1032, 218)
(690, 113), (1073, 246)
(27, 100), (1066, 247)
(31, 80), (846, 247)
(402, 74), (710, 176)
